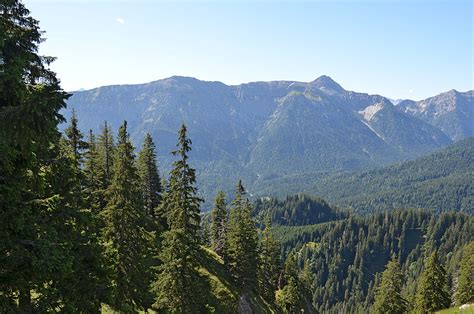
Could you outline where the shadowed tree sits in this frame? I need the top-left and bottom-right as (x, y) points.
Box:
(101, 121), (153, 311)
(210, 190), (227, 257)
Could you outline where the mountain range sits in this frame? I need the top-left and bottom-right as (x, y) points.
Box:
(64, 76), (472, 205)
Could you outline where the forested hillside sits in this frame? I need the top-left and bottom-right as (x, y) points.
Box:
(251, 196), (474, 313)
(257, 138), (474, 213)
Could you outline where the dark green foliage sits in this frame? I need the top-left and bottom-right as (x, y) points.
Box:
(101, 121), (153, 311)
(83, 129), (102, 212)
(257, 216), (281, 302)
(271, 222), (333, 256)
(59, 114), (109, 312)
(414, 251), (451, 313)
(0, 0), (102, 311)
(63, 109), (88, 168)
(305, 138), (474, 213)
(275, 252), (310, 313)
(97, 121), (115, 190)
(372, 257), (407, 314)
(254, 193), (347, 226)
(210, 190), (227, 257)
(50, 141), (108, 312)
(225, 181), (259, 289)
(151, 124), (203, 312)
(276, 277), (300, 313)
(304, 210), (473, 313)
(455, 241), (474, 305)
(137, 133), (162, 218)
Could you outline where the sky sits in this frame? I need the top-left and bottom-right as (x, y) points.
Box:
(24, 0), (473, 100)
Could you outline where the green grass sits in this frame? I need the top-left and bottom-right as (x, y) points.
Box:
(436, 304), (474, 314)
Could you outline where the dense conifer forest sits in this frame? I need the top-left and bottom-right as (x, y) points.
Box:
(1, 1), (473, 313)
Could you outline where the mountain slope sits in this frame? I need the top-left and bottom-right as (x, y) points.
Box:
(397, 90), (474, 141)
(302, 137), (474, 213)
(64, 76), (456, 205)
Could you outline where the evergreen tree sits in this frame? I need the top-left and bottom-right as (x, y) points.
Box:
(210, 190), (227, 257)
(97, 121), (115, 189)
(101, 121), (153, 311)
(0, 0), (79, 311)
(225, 180), (259, 289)
(258, 215), (281, 302)
(372, 257), (407, 314)
(50, 140), (109, 312)
(63, 108), (88, 169)
(455, 241), (474, 305)
(137, 133), (162, 218)
(151, 124), (203, 312)
(414, 251), (451, 313)
(300, 259), (314, 299)
(276, 277), (300, 313)
(83, 129), (102, 212)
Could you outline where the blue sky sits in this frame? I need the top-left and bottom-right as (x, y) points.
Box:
(25, 0), (473, 100)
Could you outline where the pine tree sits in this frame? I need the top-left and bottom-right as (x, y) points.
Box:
(63, 108), (88, 169)
(137, 133), (162, 218)
(97, 121), (115, 189)
(258, 215), (281, 302)
(83, 129), (102, 212)
(372, 257), (407, 314)
(50, 140), (109, 312)
(101, 121), (153, 311)
(276, 277), (300, 313)
(300, 259), (314, 299)
(225, 180), (258, 289)
(210, 190), (227, 257)
(414, 251), (451, 313)
(151, 124), (203, 312)
(455, 241), (474, 305)
(0, 0), (76, 311)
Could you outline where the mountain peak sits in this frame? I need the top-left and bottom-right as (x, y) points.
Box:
(311, 75), (345, 92)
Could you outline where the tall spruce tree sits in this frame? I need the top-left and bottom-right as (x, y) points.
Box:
(372, 257), (407, 314)
(101, 121), (153, 311)
(0, 0), (78, 311)
(225, 180), (258, 289)
(210, 190), (228, 257)
(151, 124), (203, 312)
(455, 241), (474, 305)
(137, 133), (162, 218)
(258, 215), (281, 302)
(97, 121), (115, 189)
(83, 129), (102, 212)
(63, 109), (88, 169)
(414, 251), (451, 313)
(51, 137), (109, 312)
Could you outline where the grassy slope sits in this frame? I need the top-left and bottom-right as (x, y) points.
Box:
(436, 304), (474, 314)
(102, 247), (276, 313)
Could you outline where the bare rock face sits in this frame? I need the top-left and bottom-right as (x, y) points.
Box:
(397, 90), (474, 141)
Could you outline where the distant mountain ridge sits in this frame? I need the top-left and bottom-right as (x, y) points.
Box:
(397, 89), (474, 141)
(64, 76), (471, 205)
